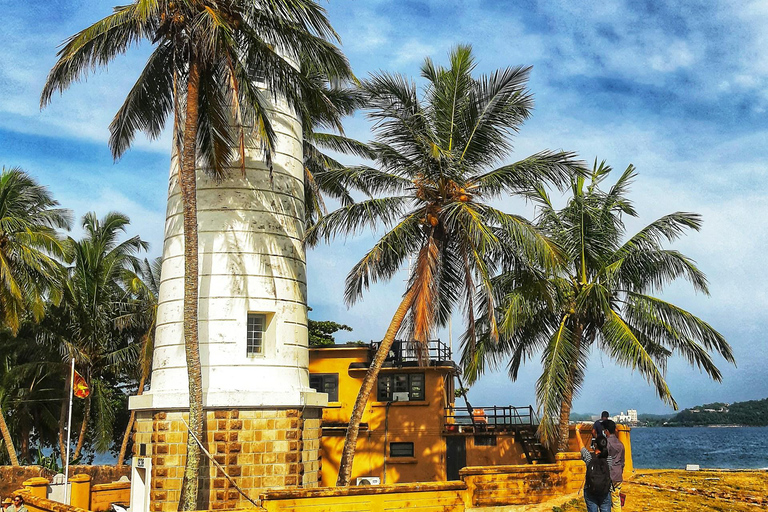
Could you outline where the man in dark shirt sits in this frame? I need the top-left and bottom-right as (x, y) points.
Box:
(603, 419), (626, 511)
(592, 410), (609, 439)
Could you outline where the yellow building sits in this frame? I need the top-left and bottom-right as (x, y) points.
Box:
(309, 341), (551, 486)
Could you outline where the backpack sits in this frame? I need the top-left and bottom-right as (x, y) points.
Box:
(585, 456), (611, 497)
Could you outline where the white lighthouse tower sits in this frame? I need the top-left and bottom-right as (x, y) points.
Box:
(129, 94), (326, 511)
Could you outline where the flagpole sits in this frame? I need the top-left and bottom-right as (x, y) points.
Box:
(64, 357), (75, 504)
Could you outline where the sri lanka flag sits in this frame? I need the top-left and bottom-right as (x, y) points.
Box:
(73, 370), (90, 399)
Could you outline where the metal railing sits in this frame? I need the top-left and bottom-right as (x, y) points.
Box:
(370, 339), (452, 365)
(444, 405), (538, 432)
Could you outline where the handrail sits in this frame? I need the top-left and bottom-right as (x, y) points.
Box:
(370, 339), (452, 364)
(444, 405), (538, 431)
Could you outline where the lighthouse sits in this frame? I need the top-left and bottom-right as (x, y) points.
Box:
(129, 93), (326, 511)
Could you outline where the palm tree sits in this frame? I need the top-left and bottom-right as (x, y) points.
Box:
(0, 166), (71, 466)
(309, 45), (584, 485)
(0, 405), (16, 466)
(462, 162), (735, 451)
(41, 1), (350, 505)
(56, 212), (148, 462)
(116, 257), (161, 465)
(298, 61), (375, 229)
(0, 319), (64, 464)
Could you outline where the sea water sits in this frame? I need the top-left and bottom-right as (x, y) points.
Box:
(631, 426), (768, 469)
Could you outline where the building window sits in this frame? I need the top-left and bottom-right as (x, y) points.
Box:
(474, 435), (496, 446)
(310, 373), (339, 402)
(377, 373), (425, 402)
(247, 313), (266, 355)
(389, 442), (414, 457)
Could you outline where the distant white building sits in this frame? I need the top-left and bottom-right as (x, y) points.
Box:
(612, 410), (636, 424)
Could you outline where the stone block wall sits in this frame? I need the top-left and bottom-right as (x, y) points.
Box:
(0, 466), (51, 497)
(133, 407), (321, 511)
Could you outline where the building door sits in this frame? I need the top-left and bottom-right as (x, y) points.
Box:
(446, 437), (466, 480)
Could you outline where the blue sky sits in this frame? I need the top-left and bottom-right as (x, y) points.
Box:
(1, 0), (767, 415)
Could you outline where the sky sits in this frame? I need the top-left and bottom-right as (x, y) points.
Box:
(1, 0), (767, 416)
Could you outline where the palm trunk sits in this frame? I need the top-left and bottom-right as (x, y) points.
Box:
(336, 287), (416, 486)
(0, 405), (19, 466)
(117, 374), (147, 466)
(20, 424), (30, 463)
(178, 56), (204, 512)
(72, 394), (91, 460)
(557, 391), (574, 453)
(557, 324), (583, 452)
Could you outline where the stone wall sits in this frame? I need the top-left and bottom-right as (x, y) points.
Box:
(0, 465), (130, 501)
(66, 466), (131, 485)
(0, 466), (52, 497)
(133, 407), (322, 511)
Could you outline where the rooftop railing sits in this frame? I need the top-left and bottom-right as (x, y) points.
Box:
(370, 339), (452, 365)
(444, 405), (538, 432)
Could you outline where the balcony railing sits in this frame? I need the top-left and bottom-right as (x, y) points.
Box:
(370, 339), (452, 366)
(444, 405), (538, 432)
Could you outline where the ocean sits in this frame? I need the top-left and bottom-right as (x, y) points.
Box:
(631, 426), (768, 469)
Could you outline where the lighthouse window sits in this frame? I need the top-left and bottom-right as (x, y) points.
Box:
(246, 313), (266, 355)
(309, 373), (339, 402)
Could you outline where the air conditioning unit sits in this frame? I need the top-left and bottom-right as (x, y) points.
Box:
(392, 392), (410, 402)
(356, 476), (381, 486)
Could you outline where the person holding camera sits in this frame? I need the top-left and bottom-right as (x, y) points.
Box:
(576, 426), (614, 512)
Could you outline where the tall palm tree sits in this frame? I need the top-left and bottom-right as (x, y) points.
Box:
(309, 45), (584, 485)
(0, 403), (16, 466)
(462, 162), (735, 451)
(0, 166), (71, 466)
(41, 1), (350, 505)
(116, 257), (161, 465)
(298, 61), (375, 229)
(0, 318), (65, 464)
(56, 212), (148, 461)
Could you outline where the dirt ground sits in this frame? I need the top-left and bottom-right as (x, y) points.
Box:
(551, 469), (768, 512)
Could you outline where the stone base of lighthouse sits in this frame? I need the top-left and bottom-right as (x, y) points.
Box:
(133, 407), (322, 511)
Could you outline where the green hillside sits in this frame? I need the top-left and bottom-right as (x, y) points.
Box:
(666, 398), (768, 426)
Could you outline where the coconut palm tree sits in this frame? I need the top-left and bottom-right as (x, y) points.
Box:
(462, 162), (735, 451)
(116, 257), (161, 465)
(0, 166), (71, 466)
(298, 61), (375, 229)
(309, 45), (584, 485)
(56, 212), (148, 461)
(41, 1), (350, 505)
(0, 319), (64, 464)
(0, 167), (71, 334)
(0, 406), (16, 466)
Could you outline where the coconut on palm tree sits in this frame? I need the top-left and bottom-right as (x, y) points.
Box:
(41, 1), (350, 505)
(462, 162), (735, 451)
(0, 166), (71, 466)
(309, 45), (584, 485)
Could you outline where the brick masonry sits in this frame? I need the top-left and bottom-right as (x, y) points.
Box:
(133, 408), (322, 511)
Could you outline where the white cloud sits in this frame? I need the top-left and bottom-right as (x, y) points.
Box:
(392, 40), (438, 66)
(648, 40), (696, 73)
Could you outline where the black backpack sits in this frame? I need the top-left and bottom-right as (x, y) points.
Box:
(585, 456), (611, 497)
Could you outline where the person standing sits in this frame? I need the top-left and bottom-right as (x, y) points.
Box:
(592, 410), (610, 439)
(603, 420), (626, 511)
(7, 496), (27, 512)
(575, 426), (613, 512)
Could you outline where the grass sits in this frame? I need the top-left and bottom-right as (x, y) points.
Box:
(552, 469), (768, 512)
